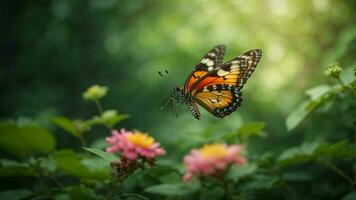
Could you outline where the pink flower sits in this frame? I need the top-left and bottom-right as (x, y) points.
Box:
(106, 129), (165, 161)
(182, 143), (247, 182)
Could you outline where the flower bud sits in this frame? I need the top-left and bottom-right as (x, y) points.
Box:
(82, 85), (108, 101)
(324, 63), (343, 79)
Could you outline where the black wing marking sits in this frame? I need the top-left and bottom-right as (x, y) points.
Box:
(195, 45), (226, 71)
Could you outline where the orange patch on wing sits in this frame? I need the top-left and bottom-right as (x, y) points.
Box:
(195, 90), (234, 110)
(185, 71), (208, 90)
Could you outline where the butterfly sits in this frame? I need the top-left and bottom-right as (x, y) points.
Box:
(167, 45), (262, 119)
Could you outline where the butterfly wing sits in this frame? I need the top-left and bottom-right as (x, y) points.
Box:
(194, 84), (242, 118)
(189, 49), (262, 94)
(184, 45), (225, 91)
(191, 49), (262, 118)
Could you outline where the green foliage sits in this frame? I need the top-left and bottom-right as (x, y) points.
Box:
(224, 122), (266, 143)
(0, 189), (32, 200)
(278, 140), (356, 166)
(226, 163), (258, 182)
(239, 175), (279, 190)
(83, 147), (119, 162)
(0, 159), (35, 177)
(52, 150), (110, 180)
(0, 122), (56, 156)
(88, 110), (129, 128)
(52, 117), (83, 137)
(145, 181), (200, 196)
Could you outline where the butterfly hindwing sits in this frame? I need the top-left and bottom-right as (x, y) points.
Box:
(194, 84), (242, 118)
(184, 45), (226, 91)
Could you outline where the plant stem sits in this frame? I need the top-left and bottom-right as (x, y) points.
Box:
(321, 160), (354, 187)
(78, 134), (87, 147)
(279, 180), (298, 200)
(223, 181), (233, 200)
(48, 174), (65, 189)
(95, 99), (104, 115)
(107, 173), (126, 200)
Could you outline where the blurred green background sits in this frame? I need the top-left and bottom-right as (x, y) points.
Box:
(1, 0), (356, 199)
(1, 0), (355, 160)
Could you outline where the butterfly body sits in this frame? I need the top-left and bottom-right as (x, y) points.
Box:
(173, 86), (201, 119)
(171, 45), (262, 119)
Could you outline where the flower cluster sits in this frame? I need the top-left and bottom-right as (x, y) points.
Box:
(106, 129), (165, 170)
(182, 143), (247, 182)
(106, 130), (247, 183)
(324, 63), (343, 78)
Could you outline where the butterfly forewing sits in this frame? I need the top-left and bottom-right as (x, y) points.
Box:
(195, 44), (225, 70)
(184, 45), (226, 91)
(189, 49), (262, 94)
(220, 49), (262, 87)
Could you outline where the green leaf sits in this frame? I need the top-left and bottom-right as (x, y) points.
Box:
(0, 159), (35, 177)
(239, 175), (278, 190)
(278, 140), (356, 167)
(305, 85), (332, 100)
(52, 150), (110, 180)
(286, 84), (342, 131)
(315, 140), (356, 159)
(226, 163), (258, 182)
(285, 101), (309, 131)
(39, 157), (57, 173)
(224, 122), (266, 142)
(88, 110), (129, 128)
(198, 186), (224, 200)
(158, 172), (181, 183)
(0, 122), (56, 157)
(0, 189), (32, 200)
(343, 191), (356, 200)
(278, 142), (319, 166)
(101, 110), (129, 128)
(90, 138), (108, 149)
(66, 186), (98, 200)
(282, 171), (314, 182)
(145, 181), (200, 196)
(52, 117), (80, 137)
(54, 194), (70, 200)
(83, 147), (119, 162)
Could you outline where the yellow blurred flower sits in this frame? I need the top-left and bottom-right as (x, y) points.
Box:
(127, 131), (155, 148)
(199, 143), (229, 159)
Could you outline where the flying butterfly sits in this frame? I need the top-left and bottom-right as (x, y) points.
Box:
(163, 45), (262, 119)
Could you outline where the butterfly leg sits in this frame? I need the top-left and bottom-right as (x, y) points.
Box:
(161, 97), (174, 111)
(172, 100), (179, 117)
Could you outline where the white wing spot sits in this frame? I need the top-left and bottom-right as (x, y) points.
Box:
(217, 69), (230, 76)
(208, 52), (216, 57)
(206, 60), (214, 67)
(231, 64), (239, 69)
(208, 66), (213, 71)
